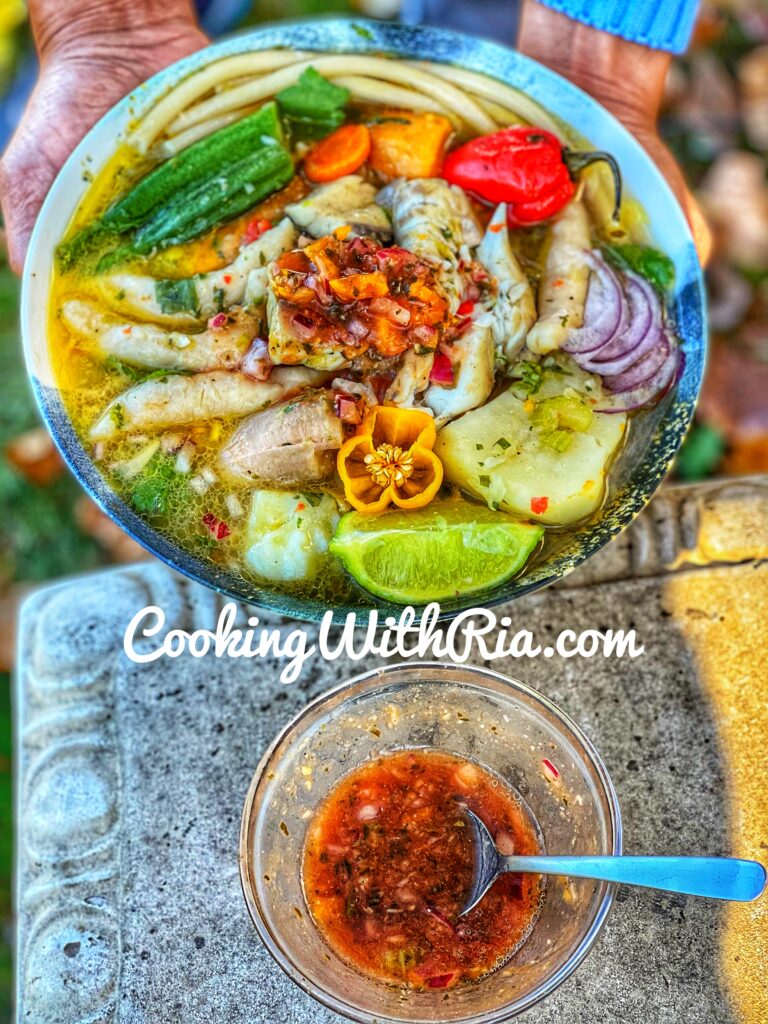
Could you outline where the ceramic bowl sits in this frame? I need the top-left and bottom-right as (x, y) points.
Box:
(21, 18), (706, 623)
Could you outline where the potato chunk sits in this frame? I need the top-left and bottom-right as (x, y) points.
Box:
(435, 367), (627, 526)
(244, 490), (341, 581)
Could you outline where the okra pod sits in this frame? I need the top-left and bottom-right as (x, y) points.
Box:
(102, 101), (285, 231)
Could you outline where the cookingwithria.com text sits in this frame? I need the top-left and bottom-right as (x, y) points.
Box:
(123, 602), (644, 684)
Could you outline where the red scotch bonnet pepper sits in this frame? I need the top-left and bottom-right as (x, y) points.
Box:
(442, 126), (622, 227)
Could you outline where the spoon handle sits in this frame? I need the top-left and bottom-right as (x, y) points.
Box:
(500, 856), (766, 902)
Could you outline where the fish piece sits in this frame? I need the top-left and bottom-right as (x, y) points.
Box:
(90, 365), (327, 441)
(266, 290), (349, 372)
(61, 298), (256, 372)
(385, 349), (435, 407)
(96, 218), (297, 324)
(285, 175), (392, 240)
(377, 177), (482, 313)
(220, 389), (344, 486)
(425, 317), (495, 427)
(526, 199), (591, 355)
(476, 203), (536, 364)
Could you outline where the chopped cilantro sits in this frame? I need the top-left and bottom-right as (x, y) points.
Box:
(478, 474), (491, 486)
(603, 242), (675, 292)
(301, 492), (322, 508)
(109, 403), (125, 429)
(518, 361), (545, 395)
(494, 437), (511, 450)
(156, 277), (200, 316)
(130, 453), (184, 517)
(277, 67), (349, 125)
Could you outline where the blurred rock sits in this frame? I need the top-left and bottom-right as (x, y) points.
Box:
(706, 260), (753, 332)
(739, 44), (768, 150)
(699, 150), (768, 268)
(698, 338), (768, 443)
(676, 52), (740, 156)
(5, 427), (64, 485)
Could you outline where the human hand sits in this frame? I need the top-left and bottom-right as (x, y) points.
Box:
(0, 2), (208, 273)
(518, 1), (712, 264)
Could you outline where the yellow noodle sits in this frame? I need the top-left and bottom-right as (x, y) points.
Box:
(165, 55), (496, 136)
(409, 61), (567, 140)
(473, 97), (526, 127)
(329, 74), (460, 125)
(132, 50), (310, 150)
(154, 110), (250, 157)
(154, 108), (260, 158)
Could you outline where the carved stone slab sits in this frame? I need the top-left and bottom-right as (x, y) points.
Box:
(15, 478), (768, 1024)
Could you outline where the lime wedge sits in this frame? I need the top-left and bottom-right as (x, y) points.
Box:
(330, 500), (544, 605)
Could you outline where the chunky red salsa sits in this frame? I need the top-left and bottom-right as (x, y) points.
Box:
(302, 749), (542, 989)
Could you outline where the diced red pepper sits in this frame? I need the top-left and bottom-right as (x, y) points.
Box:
(208, 312), (229, 330)
(456, 299), (475, 316)
(429, 352), (455, 385)
(244, 217), (272, 245)
(530, 496), (549, 515)
(542, 758), (560, 781)
(426, 973), (457, 989)
(202, 512), (231, 540)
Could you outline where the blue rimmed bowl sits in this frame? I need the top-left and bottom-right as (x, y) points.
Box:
(21, 18), (706, 624)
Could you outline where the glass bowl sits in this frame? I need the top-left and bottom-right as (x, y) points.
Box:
(239, 662), (621, 1022)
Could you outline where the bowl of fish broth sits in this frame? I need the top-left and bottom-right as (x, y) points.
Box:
(23, 19), (706, 623)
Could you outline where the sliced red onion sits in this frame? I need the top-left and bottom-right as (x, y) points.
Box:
(291, 313), (316, 339)
(602, 330), (672, 393)
(412, 324), (437, 345)
(562, 252), (628, 355)
(595, 338), (680, 412)
(578, 272), (661, 375)
(331, 378), (378, 405)
(369, 296), (410, 326)
(334, 394), (362, 424)
(347, 318), (370, 341)
(242, 337), (272, 380)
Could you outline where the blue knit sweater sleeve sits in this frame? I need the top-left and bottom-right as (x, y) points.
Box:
(536, 0), (700, 54)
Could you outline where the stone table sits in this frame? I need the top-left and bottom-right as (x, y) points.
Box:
(14, 476), (768, 1024)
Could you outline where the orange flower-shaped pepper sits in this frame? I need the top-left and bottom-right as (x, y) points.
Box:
(338, 406), (443, 513)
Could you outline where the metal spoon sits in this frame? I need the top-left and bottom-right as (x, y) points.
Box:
(460, 807), (767, 916)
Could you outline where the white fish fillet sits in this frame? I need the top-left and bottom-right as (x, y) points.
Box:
(378, 178), (482, 406)
(377, 177), (482, 314)
(476, 204), (536, 363)
(385, 349), (435, 407)
(61, 298), (254, 372)
(96, 218), (296, 324)
(526, 200), (591, 355)
(285, 175), (392, 240)
(425, 317), (495, 427)
(90, 366), (327, 441)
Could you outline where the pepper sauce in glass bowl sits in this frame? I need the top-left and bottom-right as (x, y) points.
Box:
(302, 750), (542, 990)
(240, 663), (621, 1023)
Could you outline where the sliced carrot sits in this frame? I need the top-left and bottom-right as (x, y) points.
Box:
(304, 124), (371, 183)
